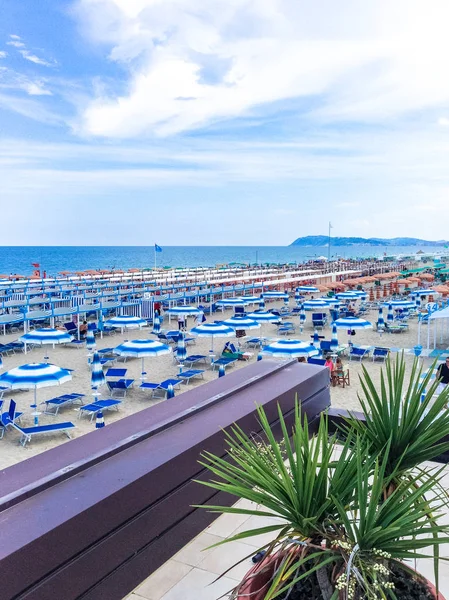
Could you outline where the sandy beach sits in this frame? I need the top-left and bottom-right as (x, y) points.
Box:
(0, 299), (432, 470)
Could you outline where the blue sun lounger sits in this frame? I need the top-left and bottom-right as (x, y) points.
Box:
(140, 379), (183, 398)
(43, 393), (85, 415)
(78, 399), (121, 421)
(211, 357), (237, 370)
(17, 422), (76, 447)
(107, 379), (135, 398)
(177, 369), (205, 383)
(0, 400), (23, 439)
(183, 354), (208, 366)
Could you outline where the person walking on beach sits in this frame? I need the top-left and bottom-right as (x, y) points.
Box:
(178, 314), (186, 331)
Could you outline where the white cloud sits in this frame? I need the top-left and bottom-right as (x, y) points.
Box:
(9, 35), (22, 40)
(19, 50), (54, 67)
(74, 0), (449, 138)
(438, 118), (449, 126)
(23, 81), (52, 96)
(0, 52), (7, 59)
(7, 40), (25, 48)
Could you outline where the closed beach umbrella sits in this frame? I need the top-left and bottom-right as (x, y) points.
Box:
(114, 339), (171, 380)
(222, 316), (261, 331)
(91, 350), (105, 397)
(190, 323), (234, 352)
(283, 295), (290, 305)
(303, 299), (329, 310)
(176, 331), (187, 363)
(0, 363), (71, 425)
(19, 328), (73, 353)
(95, 411), (105, 429)
(246, 311), (279, 323)
(258, 295), (265, 309)
(152, 315), (161, 334)
(387, 303), (394, 322)
(166, 383), (175, 399)
(86, 326), (96, 353)
(334, 317), (373, 330)
(330, 323), (339, 350)
(106, 315), (146, 332)
(416, 296), (422, 308)
(377, 307), (385, 331)
(312, 330), (321, 349)
(0, 356), (3, 370)
(218, 364), (226, 378)
(262, 339), (319, 359)
(299, 305), (306, 325)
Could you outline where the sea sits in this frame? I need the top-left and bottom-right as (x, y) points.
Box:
(0, 246), (447, 277)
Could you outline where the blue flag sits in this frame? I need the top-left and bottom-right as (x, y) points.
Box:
(155, 244), (162, 253)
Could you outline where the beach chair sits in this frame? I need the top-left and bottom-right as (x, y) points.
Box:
(107, 379), (135, 398)
(43, 393), (85, 415)
(211, 357), (237, 371)
(0, 344), (15, 356)
(183, 354), (208, 366)
(177, 369), (205, 383)
(333, 367), (350, 388)
(372, 347), (390, 362)
(244, 338), (263, 349)
(64, 322), (78, 336)
(312, 313), (327, 330)
(307, 357), (326, 366)
(17, 422), (76, 447)
(349, 347), (369, 361)
(78, 399), (121, 421)
(278, 322), (295, 335)
(105, 367), (127, 378)
(0, 386), (9, 399)
(0, 400), (23, 439)
(320, 341), (333, 353)
(140, 379), (183, 398)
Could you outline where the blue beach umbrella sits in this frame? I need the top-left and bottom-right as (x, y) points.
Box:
(330, 323), (339, 351)
(215, 298), (247, 308)
(0, 356), (3, 370)
(299, 304), (306, 325)
(218, 364), (226, 378)
(387, 303), (394, 322)
(262, 291), (289, 300)
(303, 299), (329, 310)
(312, 330), (321, 349)
(176, 331), (187, 363)
(167, 305), (201, 315)
(190, 323), (234, 352)
(296, 286), (319, 294)
(262, 339), (319, 359)
(95, 411), (105, 429)
(246, 311), (279, 323)
(91, 350), (106, 397)
(323, 298), (341, 307)
(0, 362), (72, 425)
(383, 300), (415, 310)
(222, 316), (261, 331)
(334, 317), (373, 330)
(377, 307), (385, 331)
(258, 296), (265, 309)
(283, 295), (290, 306)
(114, 339), (171, 380)
(152, 315), (161, 334)
(86, 326), (96, 353)
(106, 315), (147, 332)
(166, 383), (175, 399)
(416, 296), (422, 309)
(19, 328), (73, 353)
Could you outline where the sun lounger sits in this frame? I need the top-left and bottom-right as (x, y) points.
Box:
(308, 358), (326, 366)
(349, 347), (369, 361)
(78, 399), (121, 421)
(107, 379), (134, 398)
(105, 367), (127, 378)
(0, 386), (9, 399)
(64, 322), (78, 335)
(140, 379), (183, 398)
(18, 422), (75, 447)
(177, 369), (205, 383)
(68, 339), (85, 349)
(0, 400), (23, 439)
(372, 347), (390, 362)
(278, 323), (295, 335)
(0, 344), (15, 356)
(244, 338), (263, 349)
(211, 357), (237, 370)
(183, 354), (208, 366)
(43, 393), (85, 415)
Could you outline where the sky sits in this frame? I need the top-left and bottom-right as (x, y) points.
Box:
(1, 0), (449, 245)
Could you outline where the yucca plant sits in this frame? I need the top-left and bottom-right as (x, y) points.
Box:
(196, 356), (449, 599)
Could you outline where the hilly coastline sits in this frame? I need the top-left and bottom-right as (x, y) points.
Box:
(290, 236), (448, 247)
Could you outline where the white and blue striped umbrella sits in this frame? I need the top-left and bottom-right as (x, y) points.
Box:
(299, 305), (306, 325)
(19, 328), (73, 350)
(387, 303), (394, 322)
(262, 339), (319, 358)
(416, 289), (435, 295)
(86, 328), (96, 352)
(330, 323), (339, 350)
(96, 411), (105, 429)
(323, 298), (341, 307)
(0, 363), (72, 425)
(296, 286), (319, 294)
(240, 296), (263, 304)
(222, 316), (261, 331)
(262, 291), (289, 299)
(283, 295), (290, 305)
(303, 299), (329, 310)
(312, 330), (321, 349)
(335, 292), (361, 300)
(176, 331), (187, 363)
(216, 298), (247, 307)
(190, 323), (235, 351)
(167, 306), (200, 315)
(383, 300), (415, 309)
(333, 317), (373, 330)
(415, 296), (422, 308)
(258, 296), (265, 309)
(114, 339), (171, 379)
(91, 350), (105, 396)
(246, 311), (279, 323)
(218, 364), (226, 378)
(167, 383), (175, 399)
(106, 315), (146, 330)
(152, 315), (161, 334)
(0, 356), (3, 370)
(377, 307), (385, 331)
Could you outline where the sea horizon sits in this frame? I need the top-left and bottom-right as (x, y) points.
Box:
(0, 245), (446, 277)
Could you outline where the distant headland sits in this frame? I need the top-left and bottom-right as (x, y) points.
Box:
(290, 236), (448, 247)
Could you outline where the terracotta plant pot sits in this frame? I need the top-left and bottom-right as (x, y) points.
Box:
(237, 554), (446, 600)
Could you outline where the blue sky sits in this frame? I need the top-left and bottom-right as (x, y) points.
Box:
(1, 0), (449, 245)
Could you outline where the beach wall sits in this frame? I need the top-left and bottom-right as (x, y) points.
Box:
(0, 360), (330, 600)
